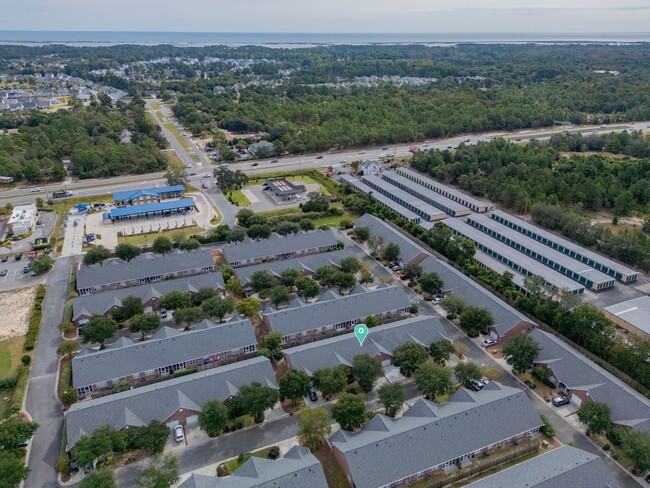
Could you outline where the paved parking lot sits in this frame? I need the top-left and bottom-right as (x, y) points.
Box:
(0, 210), (57, 257)
(0, 256), (47, 291)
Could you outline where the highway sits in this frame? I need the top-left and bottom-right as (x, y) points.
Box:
(1, 114), (648, 207)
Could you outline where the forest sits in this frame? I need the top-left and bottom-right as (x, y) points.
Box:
(0, 98), (168, 181)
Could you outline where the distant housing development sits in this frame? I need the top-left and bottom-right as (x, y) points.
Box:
(465, 445), (620, 488)
(65, 357), (277, 452)
(219, 229), (339, 267)
(603, 296), (650, 338)
(262, 284), (412, 344)
(329, 383), (542, 488)
(76, 250), (215, 295)
(72, 318), (257, 396)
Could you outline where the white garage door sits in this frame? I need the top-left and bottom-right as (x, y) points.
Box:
(186, 415), (199, 425)
(167, 420), (179, 428)
(490, 331), (499, 341)
(381, 359), (391, 367)
(570, 395), (582, 407)
(144, 306), (153, 313)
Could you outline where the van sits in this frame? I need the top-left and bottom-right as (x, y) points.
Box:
(23, 265), (30, 273)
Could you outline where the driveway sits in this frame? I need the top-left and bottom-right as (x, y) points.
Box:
(24, 257), (74, 488)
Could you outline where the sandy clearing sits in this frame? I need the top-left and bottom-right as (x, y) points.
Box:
(0, 286), (37, 341)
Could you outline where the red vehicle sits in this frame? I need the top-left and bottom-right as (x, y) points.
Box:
(408, 145), (420, 153)
(28, 250), (37, 259)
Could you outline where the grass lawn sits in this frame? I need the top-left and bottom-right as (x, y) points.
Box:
(156, 111), (168, 123)
(190, 154), (200, 163)
(145, 112), (157, 125)
(256, 207), (302, 218)
(163, 123), (190, 151)
(0, 336), (26, 379)
(230, 190), (251, 206)
(57, 359), (72, 403)
(151, 102), (161, 110)
(164, 151), (184, 170)
(117, 226), (205, 246)
(0, 388), (12, 420)
(224, 447), (274, 473)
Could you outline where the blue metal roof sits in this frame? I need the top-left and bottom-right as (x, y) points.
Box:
(109, 199), (195, 219)
(112, 185), (184, 202)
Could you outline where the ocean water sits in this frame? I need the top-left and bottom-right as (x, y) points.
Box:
(1, 31), (649, 47)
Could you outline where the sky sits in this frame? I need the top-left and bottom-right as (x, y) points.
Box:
(2, 0), (649, 34)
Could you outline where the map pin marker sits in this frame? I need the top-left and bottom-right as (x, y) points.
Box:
(354, 323), (369, 346)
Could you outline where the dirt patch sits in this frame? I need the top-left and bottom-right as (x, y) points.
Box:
(0, 287), (37, 341)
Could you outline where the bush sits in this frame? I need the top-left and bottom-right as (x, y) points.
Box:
(612, 452), (622, 461)
(172, 368), (197, 378)
(524, 379), (537, 389)
(267, 446), (280, 459)
(216, 463), (230, 477)
(21, 355), (31, 366)
(539, 414), (555, 438)
(59, 322), (75, 335)
(0, 375), (18, 388)
(603, 443), (611, 451)
(55, 454), (70, 475)
(238, 452), (252, 464)
(10, 366), (29, 413)
(25, 285), (46, 350)
(606, 428), (624, 446)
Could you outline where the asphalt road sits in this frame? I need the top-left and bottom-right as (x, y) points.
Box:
(24, 257), (74, 488)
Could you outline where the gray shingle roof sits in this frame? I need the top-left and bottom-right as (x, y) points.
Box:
(464, 445), (620, 488)
(178, 446), (328, 488)
(222, 230), (339, 265)
(355, 214), (533, 338)
(330, 382), (542, 488)
(531, 329), (650, 433)
(72, 318), (256, 389)
(76, 250), (215, 290)
(354, 214), (429, 264)
(234, 247), (359, 286)
(72, 273), (224, 321)
(263, 285), (412, 337)
(285, 315), (449, 375)
(65, 357), (276, 451)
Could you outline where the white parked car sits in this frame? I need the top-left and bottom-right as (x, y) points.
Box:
(174, 425), (185, 442)
(30, 187), (41, 193)
(482, 338), (496, 348)
(431, 297), (441, 305)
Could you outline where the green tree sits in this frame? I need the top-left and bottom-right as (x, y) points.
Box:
(198, 400), (229, 437)
(133, 421), (170, 454)
(313, 265), (336, 284)
(332, 393), (366, 431)
(331, 271), (356, 293)
(339, 257), (361, 274)
(459, 306), (494, 336)
(454, 362), (483, 388)
(235, 209), (255, 227)
(276, 221), (301, 236)
(152, 236), (172, 256)
(279, 370), (311, 406)
(419, 272), (443, 296)
(295, 276), (320, 299)
(269, 285), (290, 308)
(393, 342), (429, 377)
(29, 254), (54, 273)
(377, 383), (405, 417)
(129, 314), (161, 340)
(367, 235), (383, 254)
(280, 269), (300, 291)
(402, 263), (422, 281)
(177, 237), (201, 251)
(297, 407), (331, 452)
(194, 287), (217, 304)
(364, 315), (380, 328)
(214, 167), (248, 192)
(247, 224), (273, 240)
(359, 270), (374, 285)
(0, 417), (39, 451)
(172, 307), (201, 330)
(79, 467), (116, 488)
(414, 363), (452, 400)
(503, 334), (541, 373)
(351, 226), (370, 242)
(136, 454), (179, 488)
(81, 315), (118, 349)
(83, 245), (111, 266)
(440, 295), (466, 319)
(264, 331), (283, 360)
(429, 339), (455, 364)
(313, 367), (348, 398)
(228, 382), (279, 422)
(114, 243), (141, 262)
(158, 290), (193, 311)
(237, 297), (261, 319)
(0, 451), (29, 488)
(539, 414), (556, 438)
(202, 296), (235, 322)
(352, 354), (383, 392)
(56, 340), (80, 360)
(225, 278), (244, 297)
(250, 270), (277, 293)
(299, 219), (315, 231)
(112, 295), (144, 322)
(619, 430), (650, 474)
(382, 242), (401, 262)
(577, 402), (613, 435)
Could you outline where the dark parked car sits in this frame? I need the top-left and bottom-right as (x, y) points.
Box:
(1, 256), (7, 263)
(15, 253), (22, 261)
(251, 162), (259, 167)
(552, 397), (570, 407)
(308, 387), (318, 402)
(69, 459), (79, 473)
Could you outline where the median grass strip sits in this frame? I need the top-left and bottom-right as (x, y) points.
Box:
(163, 123), (191, 151)
(190, 154), (200, 163)
(25, 284), (46, 351)
(156, 111), (168, 122)
(151, 102), (161, 110)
